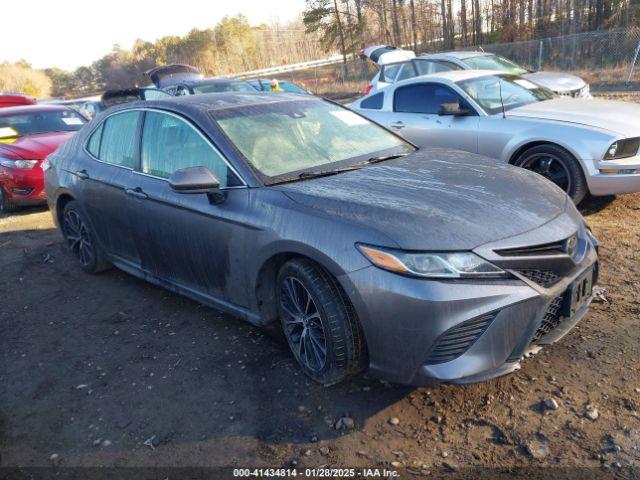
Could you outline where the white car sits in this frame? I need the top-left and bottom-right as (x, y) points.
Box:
(350, 69), (639, 204)
(362, 46), (590, 98)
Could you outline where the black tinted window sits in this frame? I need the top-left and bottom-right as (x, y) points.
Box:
(96, 111), (140, 168)
(394, 84), (462, 114)
(361, 92), (384, 110)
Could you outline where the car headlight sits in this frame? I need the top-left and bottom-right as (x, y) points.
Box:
(0, 157), (39, 169)
(604, 138), (640, 160)
(357, 244), (507, 279)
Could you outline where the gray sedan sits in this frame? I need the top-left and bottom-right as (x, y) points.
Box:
(351, 70), (640, 203)
(44, 92), (597, 386)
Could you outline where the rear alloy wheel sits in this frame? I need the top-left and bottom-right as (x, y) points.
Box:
(62, 201), (110, 273)
(277, 259), (366, 386)
(0, 188), (18, 214)
(515, 144), (587, 204)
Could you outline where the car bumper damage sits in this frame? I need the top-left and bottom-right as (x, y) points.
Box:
(340, 211), (599, 386)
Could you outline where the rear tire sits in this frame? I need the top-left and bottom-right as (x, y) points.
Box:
(62, 201), (111, 273)
(514, 144), (587, 204)
(277, 259), (366, 386)
(0, 188), (18, 214)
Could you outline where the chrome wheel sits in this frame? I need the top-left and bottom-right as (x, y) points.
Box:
(63, 209), (94, 267)
(280, 276), (327, 373)
(520, 153), (572, 194)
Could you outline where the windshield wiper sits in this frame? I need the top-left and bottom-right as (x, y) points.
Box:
(365, 153), (409, 164)
(298, 165), (363, 179)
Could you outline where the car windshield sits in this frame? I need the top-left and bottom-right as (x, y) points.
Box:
(0, 109), (86, 137)
(212, 98), (413, 183)
(457, 74), (554, 115)
(462, 54), (528, 75)
(193, 81), (255, 94)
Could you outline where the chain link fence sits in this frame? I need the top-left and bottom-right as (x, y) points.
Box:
(267, 27), (640, 97)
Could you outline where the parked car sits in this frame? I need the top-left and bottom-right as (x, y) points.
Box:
(362, 46), (591, 98)
(45, 92), (598, 386)
(248, 78), (311, 94)
(350, 70), (640, 204)
(0, 105), (87, 212)
(0, 93), (37, 108)
(146, 64), (255, 96)
(79, 87), (172, 119)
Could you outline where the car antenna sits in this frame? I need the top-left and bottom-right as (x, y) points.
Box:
(498, 79), (506, 119)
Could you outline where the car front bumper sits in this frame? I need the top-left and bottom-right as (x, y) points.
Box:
(0, 164), (46, 205)
(339, 215), (598, 386)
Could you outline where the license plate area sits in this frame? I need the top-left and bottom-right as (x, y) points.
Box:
(564, 266), (595, 316)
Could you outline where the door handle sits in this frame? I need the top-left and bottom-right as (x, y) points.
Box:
(125, 187), (148, 199)
(75, 169), (90, 180)
(390, 121), (405, 130)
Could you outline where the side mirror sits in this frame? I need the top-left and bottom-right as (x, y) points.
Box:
(437, 102), (472, 117)
(169, 166), (226, 204)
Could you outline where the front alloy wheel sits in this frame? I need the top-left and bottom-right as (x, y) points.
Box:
(276, 259), (366, 386)
(280, 276), (328, 373)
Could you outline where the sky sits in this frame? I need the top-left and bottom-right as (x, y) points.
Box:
(2, 0), (306, 71)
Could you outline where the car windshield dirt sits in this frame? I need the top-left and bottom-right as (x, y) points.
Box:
(193, 82), (256, 94)
(212, 99), (413, 183)
(462, 54), (528, 75)
(0, 109), (86, 137)
(458, 74), (555, 115)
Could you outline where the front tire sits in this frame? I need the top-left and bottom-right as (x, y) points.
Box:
(0, 188), (18, 214)
(277, 259), (366, 386)
(62, 201), (110, 273)
(514, 144), (587, 204)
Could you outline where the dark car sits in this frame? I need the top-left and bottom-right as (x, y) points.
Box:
(248, 79), (310, 94)
(145, 64), (254, 96)
(80, 88), (172, 119)
(0, 105), (86, 212)
(44, 92), (598, 386)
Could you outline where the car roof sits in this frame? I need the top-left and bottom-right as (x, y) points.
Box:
(421, 51), (491, 60)
(181, 78), (250, 87)
(115, 91), (316, 114)
(0, 104), (73, 115)
(393, 69), (504, 86)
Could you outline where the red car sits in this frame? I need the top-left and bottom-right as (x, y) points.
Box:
(0, 93), (37, 108)
(0, 105), (87, 213)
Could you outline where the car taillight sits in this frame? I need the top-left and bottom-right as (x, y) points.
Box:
(364, 85), (373, 95)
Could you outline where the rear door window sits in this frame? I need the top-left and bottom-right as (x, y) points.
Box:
(394, 83), (462, 114)
(90, 111), (140, 168)
(381, 63), (402, 83)
(360, 92), (384, 110)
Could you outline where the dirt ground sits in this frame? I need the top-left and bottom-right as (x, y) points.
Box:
(1, 100), (639, 479)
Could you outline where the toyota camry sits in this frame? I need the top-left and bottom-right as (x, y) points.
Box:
(44, 92), (598, 386)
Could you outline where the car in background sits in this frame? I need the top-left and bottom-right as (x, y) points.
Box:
(361, 46), (590, 98)
(45, 92), (597, 387)
(248, 78), (310, 94)
(79, 87), (172, 119)
(0, 105), (86, 212)
(0, 93), (37, 108)
(350, 70), (639, 204)
(145, 64), (255, 96)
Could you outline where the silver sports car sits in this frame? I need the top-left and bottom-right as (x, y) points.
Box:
(363, 46), (590, 98)
(350, 70), (640, 203)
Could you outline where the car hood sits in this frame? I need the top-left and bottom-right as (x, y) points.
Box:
(522, 71), (586, 93)
(507, 98), (640, 137)
(276, 149), (567, 251)
(0, 131), (76, 159)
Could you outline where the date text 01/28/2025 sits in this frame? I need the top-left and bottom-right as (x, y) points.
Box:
(233, 468), (400, 478)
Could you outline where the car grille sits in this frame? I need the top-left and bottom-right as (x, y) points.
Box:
(425, 313), (495, 364)
(517, 269), (561, 288)
(531, 295), (565, 344)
